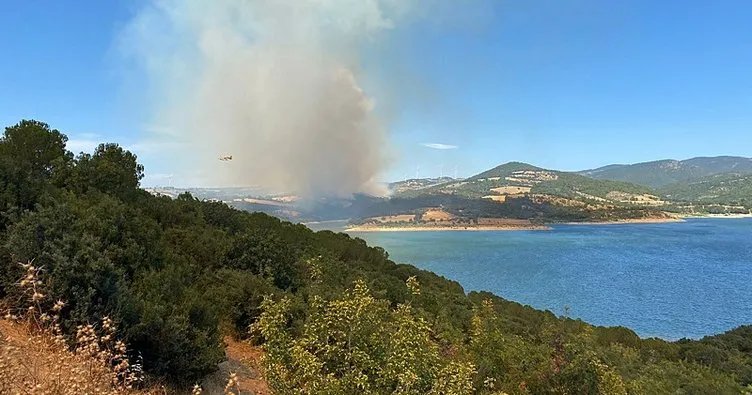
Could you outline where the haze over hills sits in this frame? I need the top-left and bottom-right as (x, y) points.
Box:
(143, 157), (752, 225)
(580, 156), (752, 188)
(388, 176), (459, 194)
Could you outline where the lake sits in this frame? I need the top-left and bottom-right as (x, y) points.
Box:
(334, 219), (752, 340)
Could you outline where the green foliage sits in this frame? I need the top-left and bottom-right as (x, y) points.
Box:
(0, 119), (72, 212)
(125, 263), (225, 383)
(225, 229), (305, 291)
(659, 173), (752, 207)
(203, 269), (277, 336)
(679, 325), (752, 386)
(468, 162), (542, 181)
(0, 119), (749, 392)
(252, 279), (476, 394)
(531, 172), (653, 200)
(626, 360), (743, 394)
(71, 143), (144, 201)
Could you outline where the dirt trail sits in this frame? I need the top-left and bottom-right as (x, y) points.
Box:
(201, 337), (270, 395)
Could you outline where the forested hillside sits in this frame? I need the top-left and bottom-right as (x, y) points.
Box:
(659, 173), (752, 206)
(401, 161), (654, 202)
(1, 120), (751, 393)
(580, 156), (752, 188)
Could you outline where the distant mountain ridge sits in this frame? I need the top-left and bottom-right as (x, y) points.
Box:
(146, 157), (752, 222)
(580, 156), (752, 188)
(396, 161), (657, 204)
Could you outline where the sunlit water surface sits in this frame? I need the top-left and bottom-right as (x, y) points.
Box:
(314, 219), (752, 339)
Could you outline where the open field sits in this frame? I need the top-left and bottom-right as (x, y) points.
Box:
(421, 209), (456, 221)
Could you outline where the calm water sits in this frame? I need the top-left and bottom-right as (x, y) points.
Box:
(342, 219), (752, 340)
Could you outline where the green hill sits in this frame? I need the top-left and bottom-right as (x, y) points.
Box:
(580, 156), (752, 188)
(1, 119), (750, 393)
(401, 161), (656, 204)
(467, 161), (543, 180)
(533, 172), (655, 200)
(659, 173), (752, 206)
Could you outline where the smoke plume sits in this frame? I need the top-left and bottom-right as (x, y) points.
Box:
(120, 0), (488, 197)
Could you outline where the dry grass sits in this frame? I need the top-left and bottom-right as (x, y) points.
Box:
(483, 195), (507, 202)
(0, 263), (150, 394)
(369, 214), (416, 223)
(421, 209), (455, 222)
(0, 317), (157, 395)
(0, 262), (253, 395)
(489, 186), (531, 195)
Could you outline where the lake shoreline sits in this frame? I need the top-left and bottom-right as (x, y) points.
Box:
(346, 216), (688, 232)
(560, 217), (686, 226)
(679, 213), (752, 219)
(344, 224), (552, 232)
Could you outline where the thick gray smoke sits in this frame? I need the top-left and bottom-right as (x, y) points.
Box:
(120, 0), (493, 196)
(119, 0), (431, 197)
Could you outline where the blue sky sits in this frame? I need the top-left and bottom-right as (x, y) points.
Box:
(2, 1), (751, 185)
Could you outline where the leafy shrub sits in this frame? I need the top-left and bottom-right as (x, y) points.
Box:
(252, 278), (476, 394)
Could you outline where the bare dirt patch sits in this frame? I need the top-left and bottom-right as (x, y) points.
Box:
(490, 186), (531, 195)
(242, 198), (289, 206)
(483, 195), (507, 202)
(202, 337), (270, 395)
(422, 209), (455, 222)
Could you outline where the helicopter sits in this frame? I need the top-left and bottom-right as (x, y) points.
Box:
(218, 155), (233, 161)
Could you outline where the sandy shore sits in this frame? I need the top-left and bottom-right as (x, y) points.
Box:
(301, 220), (349, 225)
(562, 217), (686, 225)
(345, 225), (552, 232)
(345, 215), (699, 232)
(679, 213), (752, 219)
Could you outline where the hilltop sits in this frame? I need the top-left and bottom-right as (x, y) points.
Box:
(388, 176), (458, 194)
(580, 156), (752, 188)
(396, 161), (660, 206)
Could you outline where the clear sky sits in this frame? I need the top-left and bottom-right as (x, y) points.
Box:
(1, 0), (751, 186)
